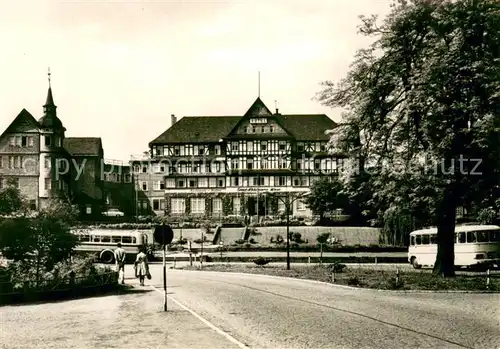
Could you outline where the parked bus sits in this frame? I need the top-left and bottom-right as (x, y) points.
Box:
(72, 229), (151, 264)
(408, 224), (500, 270)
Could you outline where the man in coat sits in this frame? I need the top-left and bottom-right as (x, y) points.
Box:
(114, 243), (127, 284)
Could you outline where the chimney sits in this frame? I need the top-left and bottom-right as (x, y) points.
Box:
(171, 114), (177, 126)
(275, 108), (279, 115)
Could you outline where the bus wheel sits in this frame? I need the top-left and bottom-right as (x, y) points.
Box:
(411, 257), (421, 269)
(100, 250), (115, 264)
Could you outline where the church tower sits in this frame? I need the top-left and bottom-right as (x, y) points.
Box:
(38, 69), (69, 208)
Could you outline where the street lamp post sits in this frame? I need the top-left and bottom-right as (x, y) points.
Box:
(270, 191), (309, 270)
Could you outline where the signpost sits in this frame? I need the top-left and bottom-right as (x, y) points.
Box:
(154, 224), (174, 312)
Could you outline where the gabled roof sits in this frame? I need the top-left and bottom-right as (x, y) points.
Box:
(1, 109), (40, 135)
(149, 116), (241, 145)
(226, 97), (295, 139)
(64, 137), (103, 156)
(243, 97), (273, 117)
(278, 114), (336, 141)
(149, 99), (337, 145)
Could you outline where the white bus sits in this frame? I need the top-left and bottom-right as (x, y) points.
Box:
(72, 229), (151, 264)
(408, 224), (500, 270)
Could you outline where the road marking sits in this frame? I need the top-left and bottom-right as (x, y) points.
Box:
(151, 286), (249, 349)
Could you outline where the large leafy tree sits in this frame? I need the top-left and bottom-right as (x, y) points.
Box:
(0, 185), (24, 215)
(318, 0), (500, 276)
(305, 177), (347, 221)
(0, 198), (79, 286)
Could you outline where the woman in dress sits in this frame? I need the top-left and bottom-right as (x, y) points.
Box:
(134, 246), (150, 286)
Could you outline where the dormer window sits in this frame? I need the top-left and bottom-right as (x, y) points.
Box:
(243, 127), (248, 133)
(45, 135), (52, 146)
(270, 125), (274, 133)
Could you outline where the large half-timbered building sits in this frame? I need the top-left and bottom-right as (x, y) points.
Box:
(133, 98), (344, 219)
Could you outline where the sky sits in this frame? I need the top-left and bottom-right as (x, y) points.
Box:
(0, 0), (393, 161)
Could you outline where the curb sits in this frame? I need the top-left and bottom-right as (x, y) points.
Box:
(172, 269), (499, 294)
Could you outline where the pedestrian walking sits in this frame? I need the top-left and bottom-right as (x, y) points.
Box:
(134, 246), (150, 286)
(114, 243), (127, 284)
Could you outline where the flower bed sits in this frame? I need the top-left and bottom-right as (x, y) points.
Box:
(0, 256), (119, 305)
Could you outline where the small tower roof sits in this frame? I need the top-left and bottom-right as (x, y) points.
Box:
(38, 68), (65, 131)
(44, 86), (55, 107)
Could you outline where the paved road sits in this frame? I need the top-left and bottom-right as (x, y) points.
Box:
(146, 264), (500, 349)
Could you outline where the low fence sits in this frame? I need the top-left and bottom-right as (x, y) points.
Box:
(0, 271), (119, 305)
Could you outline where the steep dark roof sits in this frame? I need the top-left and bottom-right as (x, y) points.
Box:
(38, 86), (65, 131)
(45, 86), (55, 106)
(149, 96), (336, 145)
(64, 137), (103, 156)
(150, 116), (241, 145)
(278, 114), (336, 141)
(243, 97), (273, 117)
(1, 109), (40, 135)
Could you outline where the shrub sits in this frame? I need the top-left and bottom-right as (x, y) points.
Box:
(234, 239), (246, 245)
(248, 228), (261, 236)
(386, 277), (405, 290)
(270, 234), (284, 244)
(347, 276), (361, 286)
(290, 232), (304, 243)
(254, 257), (271, 266)
(6, 255), (113, 291)
(316, 232), (330, 245)
(249, 238), (257, 244)
(329, 262), (347, 273)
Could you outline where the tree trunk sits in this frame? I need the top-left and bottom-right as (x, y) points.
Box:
(433, 189), (457, 277)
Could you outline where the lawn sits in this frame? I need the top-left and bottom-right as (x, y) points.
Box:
(178, 263), (499, 292)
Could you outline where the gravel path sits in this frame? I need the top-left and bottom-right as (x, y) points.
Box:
(0, 277), (242, 349)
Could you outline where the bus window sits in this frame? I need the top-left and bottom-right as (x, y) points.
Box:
(410, 235), (415, 246)
(131, 237), (137, 244)
(93, 236), (101, 243)
(466, 231), (477, 243)
(122, 236), (132, 244)
(489, 230), (500, 242)
(430, 234), (437, 244)
(101, 236), (111, 243)
(422, 235), (430, 245)
(458, 232), (466, 243)
(476, 231), (489, 243)
(416, 235), (422, 245)
(82, 235), (91, 242)
(112, 236), (121, 243)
